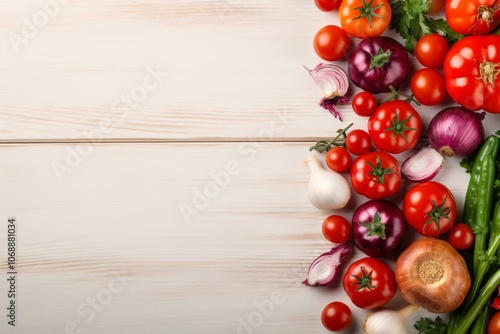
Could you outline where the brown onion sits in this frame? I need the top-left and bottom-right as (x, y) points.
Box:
(395, 238), (470, 313)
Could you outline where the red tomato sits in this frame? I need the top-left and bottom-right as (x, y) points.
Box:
(346, 129), (372, 156)
(488, 312), (500, 334)
(415, 34), (449, 68)
(313, 25), (350, 61)
(321, 301), (352, 332)
(448, 223), (474, 250)
(410, 68), (447, 106)
(445, 0), (500, 35)
(326, 147), (351, 172)
(338, 0), (391, 38)
(427, 0), (444, 13)
(322, 215), (351, 243)
(314, 0), (342, 11)
(343, 257), (397, 309)
(403, 181), (457, 237)
(444, 35), (500, 113)
(367, 100), (422, 154)
(350, 151), (401, 200)
(352, 92), (378, 117)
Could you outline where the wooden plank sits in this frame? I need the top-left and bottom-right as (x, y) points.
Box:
(4, 0), (491, 142)
(0, 143), (468, 333)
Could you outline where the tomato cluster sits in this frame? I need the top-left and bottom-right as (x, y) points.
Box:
(305, 1), (500, 331)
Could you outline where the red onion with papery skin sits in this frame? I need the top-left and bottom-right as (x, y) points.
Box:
(302, 243), (352, 287)
(348, 36), (409, 94)
(427, 107), (485, 157)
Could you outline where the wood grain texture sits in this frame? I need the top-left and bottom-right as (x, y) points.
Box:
(5, 0), (498, 141)
(0, 143), (467, 333)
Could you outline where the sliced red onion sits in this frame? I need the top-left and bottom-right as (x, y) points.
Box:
(302, 243), (352, 287)
(427, 107), (485, 157)
(402, 147), (445, 182)
(304, 63), (349, 98)
(304, 63), (350, 121)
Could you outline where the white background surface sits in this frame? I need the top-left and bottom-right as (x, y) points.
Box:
(0, 1), (494, 333)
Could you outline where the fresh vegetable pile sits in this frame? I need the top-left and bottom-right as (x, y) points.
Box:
(302, 0), (500, 333)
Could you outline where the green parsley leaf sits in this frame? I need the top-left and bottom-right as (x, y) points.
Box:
(414, 316), (447, 334)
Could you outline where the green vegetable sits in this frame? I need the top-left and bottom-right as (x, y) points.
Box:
(390, 0), (463, 52)
(414, 316), (447, 334)
(470, 304), (490, 334)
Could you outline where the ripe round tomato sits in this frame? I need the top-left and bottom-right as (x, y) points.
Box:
(314, 0), (342, 11)
(427, 0), (444, 13)
(403, 181), (457, 237)
(326, 147), (351, 172)
(343, 257), (397, 309)
(322, 215), (351, 243)
(346, 129), (372, 156)
(368, 100), (422, 154)
(352, 92), (378, 117)
(415, 34), (449, 68)
(313, 25), (350, 61)
(448, 223), (474, 250)
(321, 301), (352, 332)
(350, 151), (401, 200)
(410, 68), (447, 106)
(444, 35), (500, 113)
(445, 0), (500, 35)
(339, 0), (391, 39)
(488, 312), (500, 334)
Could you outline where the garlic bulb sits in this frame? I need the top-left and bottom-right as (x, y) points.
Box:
(303, 155), (351, 210)
(363, 305), (419, 334)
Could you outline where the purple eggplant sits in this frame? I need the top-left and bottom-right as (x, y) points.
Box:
(352, 199), (407, 258)
(348, 36), (409, 94)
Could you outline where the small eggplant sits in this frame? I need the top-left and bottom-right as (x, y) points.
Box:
(352, 200), (407, 258)
(348, 36), (409, 94)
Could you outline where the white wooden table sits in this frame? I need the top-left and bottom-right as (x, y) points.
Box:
(0, 1), (496, 333)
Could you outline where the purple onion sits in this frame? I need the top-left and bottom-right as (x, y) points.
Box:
(348, 36), (409, 94)
(302, 243), (352, 287)
(402, 146), (445, 182)
(428, 107), (485, 157)
(352, 200), (407, 258)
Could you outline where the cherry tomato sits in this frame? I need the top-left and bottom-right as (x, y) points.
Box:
(326, 147), (351, 172)
(322, 215), (351, 244)
(343, 257), (397, 309)
(488, 312), (500, 334)
(410, 68), (447, 106)
(338, 0), (391, 39)
(346, 129), (372, 156)
(313, 25), (350, 61)
(403, 181), (456, 237)
(427, 0), (444, 13)
(352, 92), (378, 117)
(448, 223), (474, 250)
(321, 301), (352, 332)
(368, 100), (422, 154)
(350, 151), (401, 200)
(415, 34), (449, 68)
(314, 0), (342, 11)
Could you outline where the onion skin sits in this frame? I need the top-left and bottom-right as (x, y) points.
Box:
(427, 107), (485, 157)
(401, 147), (444, 182)
(348, 36), (409, 94)
(351, 200), (407, 258)
(396, 238), (471, 313)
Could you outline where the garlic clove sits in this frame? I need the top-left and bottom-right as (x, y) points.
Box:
(304, 155), (351, 210)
